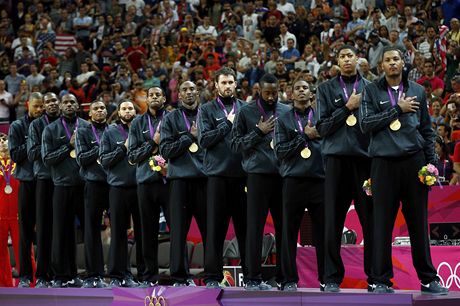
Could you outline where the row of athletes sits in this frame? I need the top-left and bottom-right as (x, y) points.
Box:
(8, 45), (448, 294)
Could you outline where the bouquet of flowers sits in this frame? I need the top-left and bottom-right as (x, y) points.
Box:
(149, 155), (167, 177)
(362, 178), (372, 196)
(418, 163), (438, 186)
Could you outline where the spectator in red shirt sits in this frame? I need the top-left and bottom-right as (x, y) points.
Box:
(203, 53), (221, 81)
(417, 58), (445, 97)
(39, 47), (58, 69)
(125, 36), (147, 73)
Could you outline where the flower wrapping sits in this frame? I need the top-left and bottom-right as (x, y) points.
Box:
(418, 163), (438, 186)
(362, 178), (372, 196)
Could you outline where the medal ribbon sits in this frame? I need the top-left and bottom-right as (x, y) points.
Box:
(294, 108), (314, 148)
(216, 96), (236, 117)
(0, 160), (12, 187)
(181, 110), (193, 132)
(118, 124), (128, 140)
(256, 99), (277, 140)
(61, 118), (79, 140)
(147, 111), (164, 139)
(339, 76), (359, 101)
(387, 83), (404, 107)
(91, 124), (107, 145)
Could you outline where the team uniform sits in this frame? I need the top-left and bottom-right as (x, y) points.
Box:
(231, 99), (290, 286)
(160, 106), (207, 285)
(99, 122), (143, 286)
(316, 74), (374, 287)
(128, 110), (169, 284)
(198, 96), (248, 286)
(75, 121), (109, 285)
(274, 106), (325, 288)
(27, 114), (58, 283)
(42, 116), (88, 284)
(360, 77), (440, 288)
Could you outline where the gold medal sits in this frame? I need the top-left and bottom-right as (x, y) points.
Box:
(270, 139), (275, 149)
(390, 119), (401, 131)
(70, 149), (76, 158)
(189, 142), (198, 153)
(4, 184), (12, 194)
(300, 147), (311, 159)
(346, 114), (357, 126)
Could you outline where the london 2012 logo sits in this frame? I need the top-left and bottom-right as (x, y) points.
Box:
(437, 262), (460, 289)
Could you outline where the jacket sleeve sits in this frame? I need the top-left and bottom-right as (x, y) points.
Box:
(99, 130), (127, 168)
(27, 120), (42, 162)
(75, 127), (99, 167)
(230, 108), (264, 153)
(359, 85), (400, 134)
(8, 121), (28, 164)
(274, 117), (305, 160)
(418, 91), (437, 164)
(127, 118), (156, 164)
(41, 126), (72, 167)
(315, 84), (351, 137)
(197, 104), (232, 149)
(159, 113), (193, 159)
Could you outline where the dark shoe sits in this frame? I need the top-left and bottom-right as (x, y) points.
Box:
(35, 278), (49, 288)
(173, 282), (188, 287)
(323, 283), (340, 293)
(18, 278), (31, 288)
(282, 282), (298, 292)
(186, 279), (196, 287)
(138, 280), (158, 288)
(373, 283), (394, 293)
(319, 283), (326, 292)
(51, 280), (66, 288)
(121, 277), (138, 288)
(206, 280), (222, 289)
(83, 278), (97, 288)
(367, 284), (376, 292)
(110, 279), (122, 288)
(421, 280), (448, 295)
(258, 281), (272, 290)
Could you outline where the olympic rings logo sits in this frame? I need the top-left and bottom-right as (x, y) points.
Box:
(436, 262), (460, 289)
(144, 295), (166, 306)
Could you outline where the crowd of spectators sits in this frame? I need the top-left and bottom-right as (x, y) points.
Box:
(0, 0), (460, 181)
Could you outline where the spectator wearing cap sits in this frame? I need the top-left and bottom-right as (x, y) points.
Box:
(397, 16), (409, 42)
(412, 20), (426, 45)
(282, 38), (300, 72)
(417, 58), (444, 97)
(367, 30), (385, 73)
(320, 19), (333, 45)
